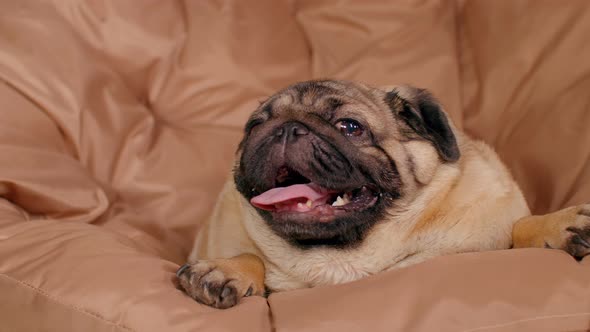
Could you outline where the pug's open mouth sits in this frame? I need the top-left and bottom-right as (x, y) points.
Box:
(250, 166), (379, 222)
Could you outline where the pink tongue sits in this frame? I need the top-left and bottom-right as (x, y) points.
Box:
(251, 184), (329, 211)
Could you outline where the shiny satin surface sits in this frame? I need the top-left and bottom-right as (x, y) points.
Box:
(0, 1), (589, 331)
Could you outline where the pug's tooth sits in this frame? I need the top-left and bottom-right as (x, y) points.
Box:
(306, 200), (312, 208)
(332, 196), (345, 207)
(297, 203), (305, 209)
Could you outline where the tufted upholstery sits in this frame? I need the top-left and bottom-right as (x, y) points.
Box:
(1, 1), (589, 331)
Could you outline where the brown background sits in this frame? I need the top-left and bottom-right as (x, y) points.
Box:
(0, 1), (589, 331)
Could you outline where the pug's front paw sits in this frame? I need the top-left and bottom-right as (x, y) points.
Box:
(558, 205), (590, 259)
(176, 254), (265, 309)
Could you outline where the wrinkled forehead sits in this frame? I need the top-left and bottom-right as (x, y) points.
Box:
(258, 80), (387, 116)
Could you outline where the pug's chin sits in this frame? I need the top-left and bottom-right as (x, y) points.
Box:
(239, 163), (391, 247)
(269, 192), (379, 224)
(256, 194), (385, 248)
(259, 183), (378, 218)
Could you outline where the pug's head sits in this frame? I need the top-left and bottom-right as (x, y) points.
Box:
(234, 80), (460, 248)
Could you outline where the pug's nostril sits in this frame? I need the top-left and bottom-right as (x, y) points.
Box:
(275, 127), (284, 137)
(290, 125), (309, 136)
(279, 121), (309, 142)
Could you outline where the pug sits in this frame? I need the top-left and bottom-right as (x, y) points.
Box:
(176, 80), (590, 309)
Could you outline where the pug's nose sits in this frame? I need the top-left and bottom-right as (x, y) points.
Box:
(276, 121), (309, 142)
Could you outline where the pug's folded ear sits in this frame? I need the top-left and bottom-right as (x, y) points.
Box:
(384, 86), (460, 162)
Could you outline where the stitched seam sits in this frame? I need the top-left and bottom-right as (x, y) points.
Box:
(462, 312), (590, 332)
(266, 298), (277, 332)
(0, 273), (136, 332)
(453, 0), (465, 128)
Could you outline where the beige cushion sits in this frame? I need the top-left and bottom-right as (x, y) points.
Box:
(0, 1), (589, 331)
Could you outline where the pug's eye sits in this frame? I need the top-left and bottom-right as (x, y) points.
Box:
(336, 119), (364, 137)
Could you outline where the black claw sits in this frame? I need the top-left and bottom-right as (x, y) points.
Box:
(202, 280), (213, 293)
(245, 286), (253, 297)
(221, 285), (234, 300)
(571, 235), (590, 248)
(217, 285), (238, 309)
(176, 263), (191, 277)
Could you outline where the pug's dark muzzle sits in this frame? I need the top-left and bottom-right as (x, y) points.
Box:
(234, 117), (399, 248)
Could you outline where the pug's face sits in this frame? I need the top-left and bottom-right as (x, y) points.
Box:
(234, 80), (460, 248)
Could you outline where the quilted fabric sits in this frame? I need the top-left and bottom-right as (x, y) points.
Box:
(0, 1), (589, 331)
